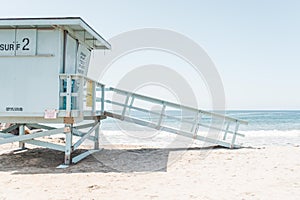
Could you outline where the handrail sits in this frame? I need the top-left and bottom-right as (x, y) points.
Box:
(107, 87), (248, 125)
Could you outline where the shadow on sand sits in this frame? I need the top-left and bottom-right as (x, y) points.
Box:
(0, 146), (224, 175)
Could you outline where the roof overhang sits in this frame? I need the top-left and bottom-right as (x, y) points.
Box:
(0, 17), (111, 50)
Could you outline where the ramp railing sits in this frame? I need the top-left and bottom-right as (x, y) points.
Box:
(103, 87), (247, 148)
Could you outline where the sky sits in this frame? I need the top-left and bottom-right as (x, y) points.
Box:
(1, 0), (300, 110)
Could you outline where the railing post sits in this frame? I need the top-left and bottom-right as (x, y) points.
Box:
(157, 103), (166, 128)
(223, 122), (231, 140)
(101, 85), (105, 114)
(129, 96), (135, 109)
(121, 93), (130, 118)
(92, 81), (96, 114)
(78, 76), (84, 112)
(66, 75), (72, 117)
(193, 112), (202, 139)
(190, 111), (200, 132)
(230, 121), (240, 148)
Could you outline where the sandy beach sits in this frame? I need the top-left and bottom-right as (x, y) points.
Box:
(0, 137), (299, 200)
(0, 1), (299, 199)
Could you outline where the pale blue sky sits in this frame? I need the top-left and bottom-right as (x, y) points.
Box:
(1, 0), (300, 110)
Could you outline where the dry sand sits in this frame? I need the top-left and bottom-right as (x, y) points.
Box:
(0, 141), (300, 200)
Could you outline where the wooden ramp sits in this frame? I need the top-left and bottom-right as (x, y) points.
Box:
(103, 87), (248, 149)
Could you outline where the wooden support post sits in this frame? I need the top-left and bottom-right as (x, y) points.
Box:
(94, 121), (100, 150)
(19, 124), (25, 149)
(64, 124), (73, 165)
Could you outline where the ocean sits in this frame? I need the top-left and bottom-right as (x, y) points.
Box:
(226, 110), (300, 147)
(100, 110), (300, 147)
(226, 110), (300, 131)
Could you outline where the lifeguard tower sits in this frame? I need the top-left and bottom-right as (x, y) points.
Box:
(0, 17), (247, 166)
(0, 17), (110, 165)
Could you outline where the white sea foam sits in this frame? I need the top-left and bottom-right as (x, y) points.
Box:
(238, 130), (300, 147)
(98, 129), (300, 148)
(241, 129), (300, 137)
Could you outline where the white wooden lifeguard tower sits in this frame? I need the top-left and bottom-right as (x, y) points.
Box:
(0, 17), (110, 165)
(0, 17), (247, 166)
